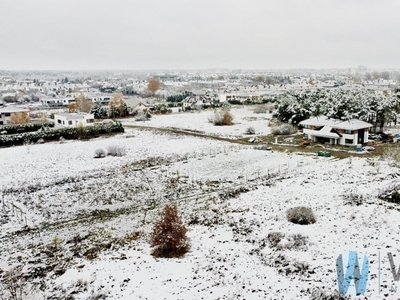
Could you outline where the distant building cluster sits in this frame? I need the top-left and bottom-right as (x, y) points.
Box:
(0, 68), (399, 126)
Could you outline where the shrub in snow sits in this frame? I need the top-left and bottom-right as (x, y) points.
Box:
(94, 148), (106, 158)
(253, 105), (268, 114)
(267, 231), (284, 248)
(310, 287), (350, 300)
(383, 146), (400, 168)
(150, 204), (189, 258)
(267, 232), (308, 250)
(271, 123), (297, 135)
(268, 253), (311, 276)
(135, 113), (151, 122)
(245, 126), (256, 135)
(343, 193), (364, 206)
(286, 206), (316, 225)
(106, 145), (126, 157)
(0, 267), (38, 300)
(210, 109), (234, 126)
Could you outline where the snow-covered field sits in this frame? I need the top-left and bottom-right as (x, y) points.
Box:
(1, 109), (400, 299)
(122, 107), (273, 138)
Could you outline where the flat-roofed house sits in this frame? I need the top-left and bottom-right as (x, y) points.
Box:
(0, 106), (29, 125)
(54, 112), (95, 127)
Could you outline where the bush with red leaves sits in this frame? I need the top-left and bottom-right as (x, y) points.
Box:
(150, 205), (189, 258)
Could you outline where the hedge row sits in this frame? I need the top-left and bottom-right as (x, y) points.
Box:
(0, 122), (55, 134)
(0, 122), (124, 147)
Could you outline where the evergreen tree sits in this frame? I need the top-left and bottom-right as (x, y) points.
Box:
(90, 103), (108, 119)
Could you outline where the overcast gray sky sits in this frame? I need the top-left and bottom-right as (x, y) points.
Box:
(0, 0), (399, 70)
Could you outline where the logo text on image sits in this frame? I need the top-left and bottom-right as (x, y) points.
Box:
(336, 251), (369, 295)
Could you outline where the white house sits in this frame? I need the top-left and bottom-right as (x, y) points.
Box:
(300, 115), (372, 146)
(0, 106), (29, 125)
(54, 112), (95, 127)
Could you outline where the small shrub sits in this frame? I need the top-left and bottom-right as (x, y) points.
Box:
(392, 190), (400, 203)
(94, 148), (106, 158)
(271, 124), (297, 135)
(0, 267), (35, 300)
(267, 232), (284, 248)
(245, 126), (256, 135)
(310, 287), (350, 300)
(267, 232), (308, 250)
(286, 206), (316, 225)
(150, 205), (189, 258)
(343, 193), (364, 206)
(106, 145), (126, 157)
(253, 105), (268, 114)
(378, 187), (400, 204)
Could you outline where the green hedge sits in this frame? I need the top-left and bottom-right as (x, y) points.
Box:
(0, 122), (124, 147)
(0, 122), (55, 134)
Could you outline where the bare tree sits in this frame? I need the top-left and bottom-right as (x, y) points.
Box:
(147, 78), (160, 95)
(10, 112), (30, 124)
(74, 92), (94, 113)
(108, 93), (128, 118)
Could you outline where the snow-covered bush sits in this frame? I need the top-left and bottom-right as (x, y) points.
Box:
(267, 232), (308, 250)
(94, 148), (106, 158)
(271, 124), (297, 135)
(106, 145), (126, 157)
(245, 126), (256, 135)
(90, 103), (108, 119)
(150, 205), (189, 258)
(310, 287), (350, 300)
(209, 109), (234, 126)
(253, 105), (268, 114)
(286, 206), (316, 225)
(343, 193), (364, 206)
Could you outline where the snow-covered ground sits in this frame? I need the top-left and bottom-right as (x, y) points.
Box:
(1, 109), (400, 300)
(122, 107), (273, 138)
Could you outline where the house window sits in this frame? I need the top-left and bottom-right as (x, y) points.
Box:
(68, 120), (72, 125)
(345, 139), (353, 144)
(344, 129), (352, 134)
(58, 120), (61, 124)
(303, 124), (310, 129)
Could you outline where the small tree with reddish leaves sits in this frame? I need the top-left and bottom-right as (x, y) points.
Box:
(150, 205), (189, 258)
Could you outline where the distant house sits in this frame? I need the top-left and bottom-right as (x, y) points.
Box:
(41, 98), (75, 107)
(182, 90), (218, 108)
(299, 115), (372, 146)
(54, 112), (95, 127)
(219, 92), (263, 103)
(125, 97), (152, 114)
(0, 106), (29, 125)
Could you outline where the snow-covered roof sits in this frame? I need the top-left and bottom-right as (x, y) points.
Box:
(300, 115), (373, 130)
(334, 119), (373, 130)
(55, 112), (93, 120)
(0, 106), (29, 113)
(299, 116), (337, 127)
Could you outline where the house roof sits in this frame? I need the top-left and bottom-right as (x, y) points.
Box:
(55, 113), (94, 120)
(310, 126), (340, 139)
(0, 106), (29, 113)
(334, 119), (373, 130)
(300, 115), (372, 130)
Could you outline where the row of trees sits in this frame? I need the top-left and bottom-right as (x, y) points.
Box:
(65, 92), (129, 119)
(274, 89), (399, 132)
